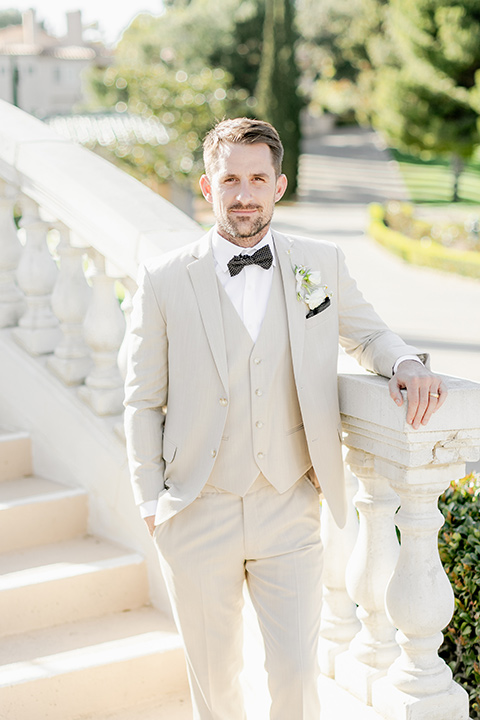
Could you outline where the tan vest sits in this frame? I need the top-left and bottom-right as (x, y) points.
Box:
(207, 266), (312, 495)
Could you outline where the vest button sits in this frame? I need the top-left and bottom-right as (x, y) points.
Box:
(219, 397), (228, 406)
(257, 452), (265, 459)
(211, 449), (217, 458)
(255, 388), (263, 397)
(253, 357), (262, 365)
(256, 421), (264, 428)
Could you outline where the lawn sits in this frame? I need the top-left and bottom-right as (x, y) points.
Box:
(392, 150), (480, 205)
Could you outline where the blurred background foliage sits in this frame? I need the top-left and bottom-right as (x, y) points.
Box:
(85, 0), (480, 202)
(86, 0), (301, 196)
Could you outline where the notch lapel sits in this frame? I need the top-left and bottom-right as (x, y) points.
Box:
(187, 232), (229, 392)
(273, 231), (306, 384)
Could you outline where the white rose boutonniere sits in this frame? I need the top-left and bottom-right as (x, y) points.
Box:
(294, 264), (331, 311)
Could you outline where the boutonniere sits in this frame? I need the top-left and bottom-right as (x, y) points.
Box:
(294, 264), (331, 310)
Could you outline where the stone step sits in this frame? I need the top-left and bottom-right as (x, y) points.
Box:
(0, 607), (189, 720)
(0, 476), (88, 553)
(0, 429), (32, 482)
(0, 536), (149, 637)
(87, 701), (192, 720)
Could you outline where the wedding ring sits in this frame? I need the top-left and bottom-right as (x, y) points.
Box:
(429, 392), (440, 398)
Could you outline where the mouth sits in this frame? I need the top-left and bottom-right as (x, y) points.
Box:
(229, 205), (261, 216)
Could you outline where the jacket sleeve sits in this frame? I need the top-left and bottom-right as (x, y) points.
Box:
(124, 263), (168, 507)
(336, 245), (427, 377)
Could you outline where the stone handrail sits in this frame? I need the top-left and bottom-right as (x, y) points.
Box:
(0, 99), (202, 415)
(320, 373), (480, 720)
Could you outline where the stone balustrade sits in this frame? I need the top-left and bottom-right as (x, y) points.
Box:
(319, 373), (480, 720)
(1, 100), (479, 719)
(0, 99), (201, 415)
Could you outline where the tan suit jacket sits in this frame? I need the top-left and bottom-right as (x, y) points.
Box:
(124, 229), (422, 528)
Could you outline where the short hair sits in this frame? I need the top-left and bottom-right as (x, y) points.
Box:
(203, 117), (284, 177)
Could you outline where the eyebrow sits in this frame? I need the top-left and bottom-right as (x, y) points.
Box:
(221, 171), (270, 179)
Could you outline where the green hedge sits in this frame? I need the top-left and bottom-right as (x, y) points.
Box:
(438, 473), (480, 718)
(368, 203), (480, 279)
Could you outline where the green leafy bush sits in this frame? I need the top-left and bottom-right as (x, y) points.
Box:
(438, 473), (480, 718)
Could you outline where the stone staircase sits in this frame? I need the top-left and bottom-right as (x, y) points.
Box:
(0, 429), (191, 720)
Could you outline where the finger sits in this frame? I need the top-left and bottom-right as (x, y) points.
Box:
(421, 390), (439, 425)
(389, 377), (404, 407)
(411, 383), (430, 429)
(405, 381), (420, 425)
(435, 382), (448, 410)
(421, 381), (447, 425)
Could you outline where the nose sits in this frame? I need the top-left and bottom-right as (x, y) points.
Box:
(236, 179), (254, 203)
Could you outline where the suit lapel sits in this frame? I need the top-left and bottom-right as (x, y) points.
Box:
(273, 230), (306, 384)
(187, 231), (229, 392)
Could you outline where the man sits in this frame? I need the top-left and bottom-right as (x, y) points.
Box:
(124, 118), (446, 720)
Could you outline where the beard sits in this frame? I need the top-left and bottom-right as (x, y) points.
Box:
(217, 203), (274, 241)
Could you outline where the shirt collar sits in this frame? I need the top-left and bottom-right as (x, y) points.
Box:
(212, 227), (275, 274)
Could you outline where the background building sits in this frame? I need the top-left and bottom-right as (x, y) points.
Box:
(0, 8), (110, 117)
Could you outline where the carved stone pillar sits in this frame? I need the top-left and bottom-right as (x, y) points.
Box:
(114, 277), (137, 440)
(78, 251), (125, 416)
(373, 460), (471, 720)
(0, 180), (24, 327)
(47, 225), (92, 385)
(335, 448), (400, 703)
(338, 374), (480, 720)
(116, 277), (137, 381)
(318, 463), (360, 677)
(12, 197), (61, 354)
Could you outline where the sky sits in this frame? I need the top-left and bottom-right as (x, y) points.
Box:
(0, 1), (165, 46)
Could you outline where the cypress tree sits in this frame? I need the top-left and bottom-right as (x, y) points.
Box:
(256, 0), (301, 196)
(374, 0), (480, 201)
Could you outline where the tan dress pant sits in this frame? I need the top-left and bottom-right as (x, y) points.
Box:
(153, 475), (323, 720)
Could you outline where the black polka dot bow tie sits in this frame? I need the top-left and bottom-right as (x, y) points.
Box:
(227, 245), (273, 277)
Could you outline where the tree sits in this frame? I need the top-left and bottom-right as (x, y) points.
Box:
(256, 0), (301, 195)
(0, 10), (21, 29)
(373, 0), (480, 201)
(86, 61), (236, 190)
(296, 0), (390, 123)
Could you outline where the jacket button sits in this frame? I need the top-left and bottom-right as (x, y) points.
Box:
(257, 452), (264, 460)
(219, 398), (228, 406)
(211, 449), (217, 458)
(253, 357), (262, 365)
(255, 388), (263, 397)
(256, 421), (264, 428)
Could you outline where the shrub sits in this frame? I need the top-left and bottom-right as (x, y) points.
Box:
(368, 204), (480, 279)
(438, 472), (480, 718)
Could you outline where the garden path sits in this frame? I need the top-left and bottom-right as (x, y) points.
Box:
(273, 125), (480, 392)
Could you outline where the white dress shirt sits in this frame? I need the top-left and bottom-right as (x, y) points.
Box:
(211, 227), (275, 342)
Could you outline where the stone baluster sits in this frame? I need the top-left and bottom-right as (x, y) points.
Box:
(373, 465), (470, 720)
(335, 448), (401, 704)
(338, 373), (480, 720)
(0, 179), (25, 327)
(114, 277), (137, 440)
(116, 277), (137, 381)
(12, 196), (61, 354)
(78, 250), (125, 416)
(318, 462), (360, 677)
(47, 224), (92, 385)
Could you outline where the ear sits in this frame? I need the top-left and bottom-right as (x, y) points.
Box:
(274, 174), (288, 203)
(199, 174), (213, 204)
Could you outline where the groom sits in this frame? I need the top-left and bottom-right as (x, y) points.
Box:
(124, 117), (446, 720)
